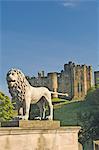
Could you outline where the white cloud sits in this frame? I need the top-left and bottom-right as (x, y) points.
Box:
(62, 2), (75, 7)
(61, 0), (79, 8)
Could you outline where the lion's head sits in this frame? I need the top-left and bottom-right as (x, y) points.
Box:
(6, 68), (29, 103)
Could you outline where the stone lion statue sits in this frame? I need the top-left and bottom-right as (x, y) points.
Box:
(6, 68), (53, 120)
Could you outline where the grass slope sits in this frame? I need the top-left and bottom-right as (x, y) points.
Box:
(54, 97), (99, 126)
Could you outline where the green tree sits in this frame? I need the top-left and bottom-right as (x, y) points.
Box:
(0, 91), (15, 121)
(78, 88), (99, 147)
(78, 111), (99, 144)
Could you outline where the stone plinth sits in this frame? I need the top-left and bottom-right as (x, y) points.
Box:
(0, 121), (80, 150)
(1, 120), (60, 129)
(19, 120), (60, 129)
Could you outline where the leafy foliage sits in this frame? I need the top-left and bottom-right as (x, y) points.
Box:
(78, 111), (99, 144)
(0, 91), (15, 121)
(78, 88), (99, 144)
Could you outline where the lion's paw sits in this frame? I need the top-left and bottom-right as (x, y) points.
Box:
(16, 115), (28, 120)
(46, 115), (53, 120)
(16, 115), (23, 120)
(34, 116), (42, 120)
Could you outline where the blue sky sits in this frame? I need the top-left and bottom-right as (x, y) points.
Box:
(0, 0), (99, 96)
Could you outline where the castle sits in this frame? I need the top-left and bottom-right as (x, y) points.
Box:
(27, 61), (93, 100)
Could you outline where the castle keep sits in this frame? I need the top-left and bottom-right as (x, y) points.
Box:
(28, 62), (92, 100)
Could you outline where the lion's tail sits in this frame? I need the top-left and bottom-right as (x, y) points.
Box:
(50, 91), (68, 97)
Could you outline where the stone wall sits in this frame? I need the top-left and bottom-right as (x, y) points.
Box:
(28, 62), (92, 100)
(94, 71), (99, 88)
(0, 121), (81, 150)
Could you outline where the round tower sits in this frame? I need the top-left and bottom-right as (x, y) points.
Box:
(48, 72), (58, 98)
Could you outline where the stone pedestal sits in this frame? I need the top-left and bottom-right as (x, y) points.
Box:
(0, 121), (80, 150)
(19, 120), (60, 129)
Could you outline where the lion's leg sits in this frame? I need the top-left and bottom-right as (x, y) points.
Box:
(46, 101), (53, 120)
(45, 97), (53, 120)
(25, 101), (30, 120)
(20, 100), (30, 120)
(16, 108), (23, 120)
(18, 107), (23, 116)
(42, 102), (46, 119)
(16, 105), (24, 120)
(44, 94), (53, 120)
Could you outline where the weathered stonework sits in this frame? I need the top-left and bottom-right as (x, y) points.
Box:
(28, 61), (92, 100)
(94, 71), (99, 88)
(0, 121), (81, 150)
(19, 120), (60, 129)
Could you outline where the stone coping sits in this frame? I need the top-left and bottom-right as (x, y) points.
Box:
(0, 126), (81, 135)
(0, 120), (81, 135)
(0, 120), (60, 129)
(0, 121), (81, 130)
(19, 120), (60, 128)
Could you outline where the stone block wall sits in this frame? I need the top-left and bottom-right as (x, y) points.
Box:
(28, 62), (92, 100)
(0, 121), (81, 150)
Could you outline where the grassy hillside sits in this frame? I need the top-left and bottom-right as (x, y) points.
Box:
(54, 99), (98, 126)
(53, 88), (99, 126)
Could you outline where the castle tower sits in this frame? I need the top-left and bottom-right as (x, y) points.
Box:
(73, 65), (82, 99)
(47, 72), (58, 98)
(73, 64), (93, 100)
(64, 61), (75, 99)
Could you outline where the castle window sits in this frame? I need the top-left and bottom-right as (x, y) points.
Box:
(78, 83), (82, 92)
(78, 83), (80, 93)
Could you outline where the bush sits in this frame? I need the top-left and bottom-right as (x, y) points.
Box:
(0, 91), (15, 121)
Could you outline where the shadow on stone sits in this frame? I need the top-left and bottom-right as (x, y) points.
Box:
(1, 121), (19, 127)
